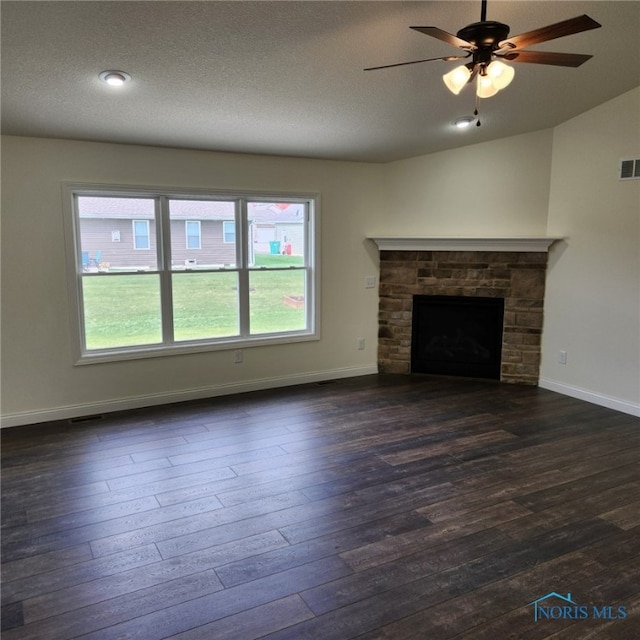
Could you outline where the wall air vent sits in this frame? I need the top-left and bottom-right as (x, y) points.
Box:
(619, 159), (640, 180)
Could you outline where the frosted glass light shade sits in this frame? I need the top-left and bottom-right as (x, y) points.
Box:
(476, 74), (499, 98)
(443, 65), (471, 95)
(486, 60), (515, 90)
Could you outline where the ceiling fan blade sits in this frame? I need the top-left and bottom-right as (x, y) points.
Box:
(410, 26), (474, 49)
(364, 54), (469, 72)
(498, 15), (601, 50)
(497, 50), (593, 67)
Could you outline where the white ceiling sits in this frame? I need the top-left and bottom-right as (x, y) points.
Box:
(2, 1), (639, 163)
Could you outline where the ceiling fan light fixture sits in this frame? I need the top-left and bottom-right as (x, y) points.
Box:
(486, 60), (515, 90)
(476, 73), (500, 98)
(443, 65), (471, 95)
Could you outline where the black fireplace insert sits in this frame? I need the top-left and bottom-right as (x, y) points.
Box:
(411, 295), (505, 380)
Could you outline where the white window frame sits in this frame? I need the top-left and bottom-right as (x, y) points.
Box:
(185, 220), (201, 250)
(132, 219), (150, 250)
(62, 183), (320, 364)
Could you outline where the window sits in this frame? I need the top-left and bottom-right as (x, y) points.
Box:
(223, 221), (235, 244)
(185, 221), (201, 249)
(133, 220), (150, 249)
(64, 185), (319, 362)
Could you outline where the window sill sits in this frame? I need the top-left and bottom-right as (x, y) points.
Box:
(74, 331), (320, 365)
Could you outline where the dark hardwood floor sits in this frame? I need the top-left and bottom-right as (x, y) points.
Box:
(2, 374), (639, 639)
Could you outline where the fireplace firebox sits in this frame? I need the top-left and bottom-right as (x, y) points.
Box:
(411, 295), (505, 380)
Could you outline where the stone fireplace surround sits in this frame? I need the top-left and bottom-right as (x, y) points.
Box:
(371, 237), (560, 385)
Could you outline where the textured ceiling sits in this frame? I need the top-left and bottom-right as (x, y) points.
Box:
(2, 1), (639, 162)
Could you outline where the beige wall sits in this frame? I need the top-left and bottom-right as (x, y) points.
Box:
(377, 129), (554, 237)
(0, 137), (384, 425)
(540, 87), (640, 413)
(2, 89), (639, 425)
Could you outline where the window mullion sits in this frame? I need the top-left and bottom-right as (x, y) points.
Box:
(237, 199), (250, 337)
(305, 204), (315, 333)
(158, 196), (175, 345)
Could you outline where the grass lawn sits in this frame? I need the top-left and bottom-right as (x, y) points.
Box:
(253, 254), (304, 268)
(82, 255), (306, 349)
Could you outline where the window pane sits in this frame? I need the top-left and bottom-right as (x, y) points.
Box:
(77, 197), (157, 272)
(172, 272), (239, 341)
(82, 275), (162, 349)
(247, 202), (305, 267)
(249, 269), (306, 334)
(169, 200), (236, 270)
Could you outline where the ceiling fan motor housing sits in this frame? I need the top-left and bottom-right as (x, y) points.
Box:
(457, 21), (511, 49)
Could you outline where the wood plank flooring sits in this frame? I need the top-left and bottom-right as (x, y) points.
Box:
(2, 373), (639, 639)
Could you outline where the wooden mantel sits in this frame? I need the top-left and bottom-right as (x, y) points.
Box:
(369, 237), (562, 252)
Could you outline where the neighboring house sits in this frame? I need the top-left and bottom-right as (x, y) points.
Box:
(248, 202), (306, 257)
(78, 197), (304, 270)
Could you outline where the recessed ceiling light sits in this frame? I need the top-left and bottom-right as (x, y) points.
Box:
(99, 70), (131, 87)
(453, 116), (475, 129)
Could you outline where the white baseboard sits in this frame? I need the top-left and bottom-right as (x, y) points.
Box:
(6, 369), (635, 428)
(1, 365), (379, 429)
(539, 377), (640, 418)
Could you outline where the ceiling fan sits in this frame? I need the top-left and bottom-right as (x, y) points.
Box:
(365, 0), (601, 99)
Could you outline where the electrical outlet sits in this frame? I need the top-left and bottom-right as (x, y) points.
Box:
(558, 350), (567, 365)
(357, 338), (365, 350)
(234, 349), (243, 364)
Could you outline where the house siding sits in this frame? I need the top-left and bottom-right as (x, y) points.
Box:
(79, 219), (235, 269)
(80, 219), (158, 268)
(170, 220), (235, 266)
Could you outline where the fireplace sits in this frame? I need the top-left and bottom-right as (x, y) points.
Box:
(371, 238), (558, 385)
(411, 295), (505, 380)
